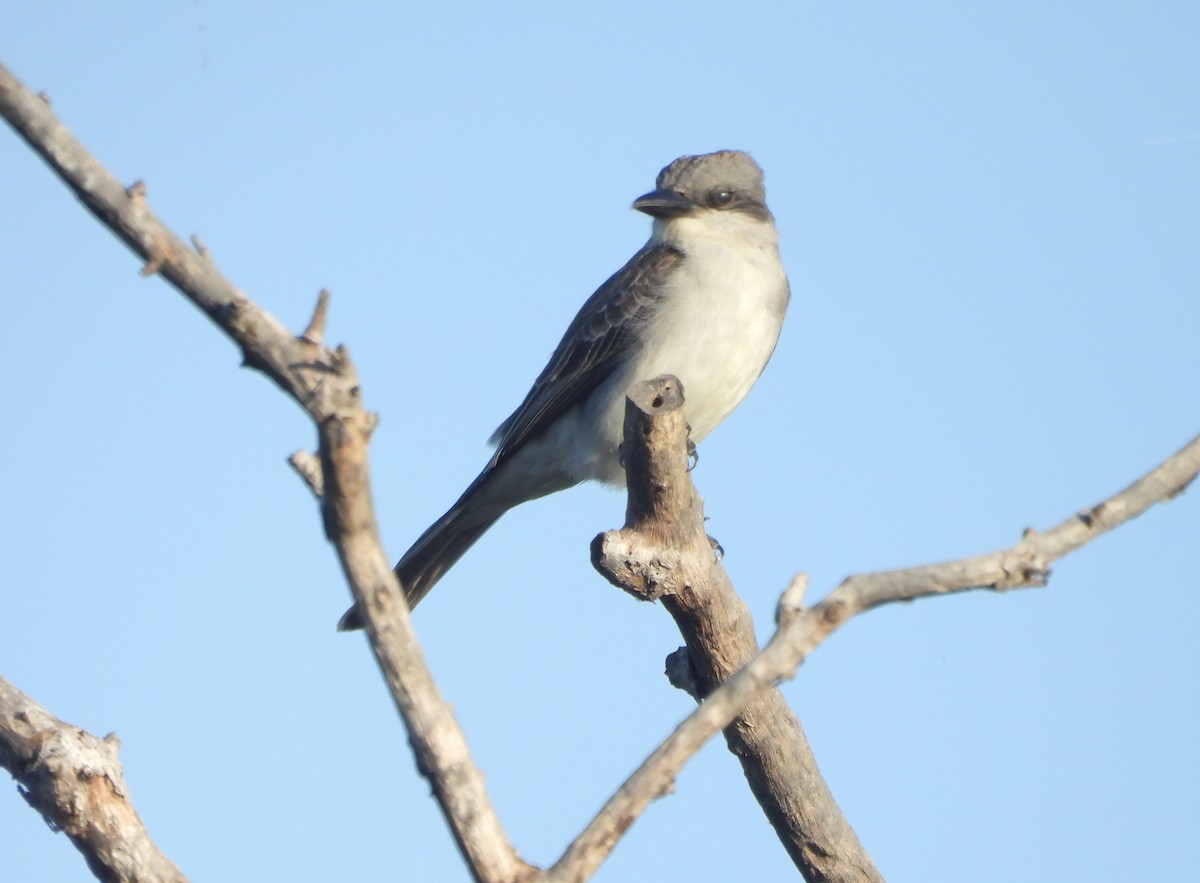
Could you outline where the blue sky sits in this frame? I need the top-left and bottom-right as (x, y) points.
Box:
(3, 4), (1198, 881)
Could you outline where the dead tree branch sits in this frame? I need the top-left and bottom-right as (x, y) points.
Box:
(564, 377), (1198, 883)
(0, 59), (532, 883)
(0, 677), (187, 883)
(575, 377), (882, 883)
(801, 430), (1199, 631)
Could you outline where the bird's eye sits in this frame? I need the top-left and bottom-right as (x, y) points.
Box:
(712, 190), (734, 206)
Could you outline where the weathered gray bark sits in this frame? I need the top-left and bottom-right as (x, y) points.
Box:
(0, 678), (187, 883)
(0, 59), (533, 883)
(588, 377), (883, 882)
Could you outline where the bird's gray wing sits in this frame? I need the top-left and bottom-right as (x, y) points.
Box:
(488, 242), (684, 467)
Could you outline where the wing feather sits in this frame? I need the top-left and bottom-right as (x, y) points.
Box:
(488, 243), (684, 466)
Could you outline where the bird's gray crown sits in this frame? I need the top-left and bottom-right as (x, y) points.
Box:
(655, 150), (767, 205)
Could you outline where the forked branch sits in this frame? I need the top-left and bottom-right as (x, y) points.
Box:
(559, 378), (1198, 883)
(0, 59), (531, 883)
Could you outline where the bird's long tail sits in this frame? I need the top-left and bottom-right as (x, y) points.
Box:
(336, 471), (507, 631)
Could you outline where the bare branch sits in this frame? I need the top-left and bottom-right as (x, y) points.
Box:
(0, 59), (533, 883)
(558, 389), (1198, 882)
(813, 430), (1200, 629)
(570, 377), (883, 883)
(0, 677), (187, 883)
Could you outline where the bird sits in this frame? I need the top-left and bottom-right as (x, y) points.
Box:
(338, 149), (790, 630)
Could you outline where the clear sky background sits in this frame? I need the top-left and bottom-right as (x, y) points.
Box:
(3, 4), (1198, 882)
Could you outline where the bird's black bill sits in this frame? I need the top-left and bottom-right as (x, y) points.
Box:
(633, 188), (697, 219)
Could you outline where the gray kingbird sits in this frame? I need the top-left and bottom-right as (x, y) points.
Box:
(339, 149), (790, 630)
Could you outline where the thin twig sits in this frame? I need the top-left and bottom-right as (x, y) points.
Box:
(288, 450), (325, 498)
(300, 289), (330, 345)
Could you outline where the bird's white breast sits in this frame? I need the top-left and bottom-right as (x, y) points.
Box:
(570, 210), (790, 485)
